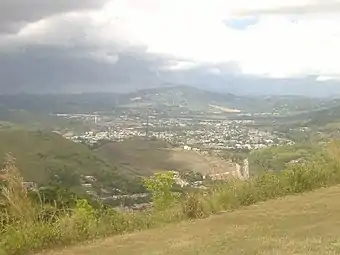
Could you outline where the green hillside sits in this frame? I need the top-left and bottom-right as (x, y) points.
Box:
(249, 143), (321, 173)
(0, 130), (142, 193)
(94, 138), (175, 176)
(94, 137), (238, 176)
(0, 106), (62, 129)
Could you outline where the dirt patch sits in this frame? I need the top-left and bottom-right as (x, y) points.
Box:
(96, 139), (238, 176)
(209, 104), (241, 113)
(169, 148), (238, 175)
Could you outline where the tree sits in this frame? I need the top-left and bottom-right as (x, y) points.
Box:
(143, 171), (178, 210)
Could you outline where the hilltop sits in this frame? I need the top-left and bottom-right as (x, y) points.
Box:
(43, 185), (340, 255)
(0, 129), (143, 193)
(118, 85), (239, 111)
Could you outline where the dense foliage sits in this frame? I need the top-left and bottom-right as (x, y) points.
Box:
(143, 172), (179, 210)
(249, 143), (321, 173)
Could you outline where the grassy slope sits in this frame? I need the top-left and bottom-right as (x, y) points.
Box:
(0, 130), (106, 183)
(45, 185), (340, 255)
(0, 130), (140, 192)
(94, 138), (175, 176)
(0, 106), (67, 130)
(249, 143), (320, 173)
(95, 138), (237, 176)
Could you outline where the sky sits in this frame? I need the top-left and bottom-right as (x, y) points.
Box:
(1, 0), (340, 95)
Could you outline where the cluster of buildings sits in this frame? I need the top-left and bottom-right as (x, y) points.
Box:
(60, 112), (292, 152)
(178, 120), (292, 151)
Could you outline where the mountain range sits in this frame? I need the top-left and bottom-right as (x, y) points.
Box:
(0, 85), (335, 115)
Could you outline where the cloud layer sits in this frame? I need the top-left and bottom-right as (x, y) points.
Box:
(1, 0), (340, 94)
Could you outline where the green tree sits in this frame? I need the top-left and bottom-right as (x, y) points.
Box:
(143, 171), (178, 210)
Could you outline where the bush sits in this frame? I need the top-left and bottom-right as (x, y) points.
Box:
(143, 172), (179, 210)
(181, 192), (209, 219)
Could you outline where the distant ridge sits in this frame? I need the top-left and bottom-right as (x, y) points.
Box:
(118, 85), (240, 112)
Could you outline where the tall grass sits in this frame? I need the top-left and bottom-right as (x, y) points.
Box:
(1, 143), (340, 254)
(0, 155), (36, 224)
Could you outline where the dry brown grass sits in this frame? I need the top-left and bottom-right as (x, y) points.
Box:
(96, 138), (238, 176)
(170, 148), (237, 175)
(0, 154), (35, 223)
(42, 185), (340, 255)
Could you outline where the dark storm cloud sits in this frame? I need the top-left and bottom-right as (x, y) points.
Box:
(1, 44), (339, 97)
(160, 62), (340, 97)
(0, 0), (167, 93)
(0, 41), (244, 94)
(0, 0), (339, 97)
(0, 45), (167, 93)
(0, 0), (108, 33)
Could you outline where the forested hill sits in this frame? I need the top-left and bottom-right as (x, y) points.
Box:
(0, 129), (144, 194)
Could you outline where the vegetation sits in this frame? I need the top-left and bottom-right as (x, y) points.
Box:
(0, 130), (144, 194)
(42, 185), (340, 255)
(0, 94), (121, 114)
(0, 87), (336, 116)
(0, 106), (83, 131)
(143, 172), (179, 210)
(95, 137), (237, 176)
(249, 143), (321, 173)
(94, 137), (175, 176)
(1, 140), (340, 254)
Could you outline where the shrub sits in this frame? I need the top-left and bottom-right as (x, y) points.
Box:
(143, 172), (179, 210)
(181, 192), (209, 219)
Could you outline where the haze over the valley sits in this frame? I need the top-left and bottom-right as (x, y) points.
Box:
(1, 0), (340, 96)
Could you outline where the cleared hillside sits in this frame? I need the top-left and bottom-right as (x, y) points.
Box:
(0, 130), (142, 193)
(95, 138), (238, 176)
(44, 185), (340, 255)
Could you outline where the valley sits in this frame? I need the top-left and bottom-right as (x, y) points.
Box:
(2, 3), (340, 254)
(1, 85), (340, 254)
(1, 85), (340, 208)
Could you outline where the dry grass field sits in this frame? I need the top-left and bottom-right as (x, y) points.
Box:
(95, 138), (238, 176)
(170, 148), (238, 175)
(43, 185), (340, 255)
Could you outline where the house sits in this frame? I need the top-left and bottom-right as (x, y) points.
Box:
(82, 183), (92, 188)
(84, 176), (97, 182)
(183, 145), (192, 150)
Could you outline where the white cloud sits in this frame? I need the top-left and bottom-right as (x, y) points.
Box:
(159, 61), (200, 71)
(2, 0), (340, 80)
(316, 75), (338, 81)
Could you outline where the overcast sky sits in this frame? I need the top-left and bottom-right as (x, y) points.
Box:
(1, 0), (340, 95)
